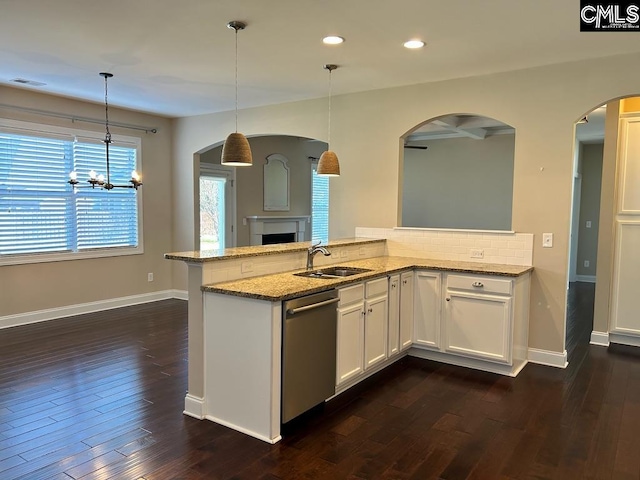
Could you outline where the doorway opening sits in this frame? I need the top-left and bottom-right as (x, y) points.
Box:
(566, 106), (605, 362)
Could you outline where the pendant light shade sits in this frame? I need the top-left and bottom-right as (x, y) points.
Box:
(318, 64), (340, 176)
(317, 150), (340, 176)
(221, 132), (253, 166)
(221, 20), (253, 166)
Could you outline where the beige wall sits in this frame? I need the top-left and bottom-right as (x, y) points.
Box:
(402, 134), (515, 230)
(200, 135), (326, 246)
(576, 143), (603, 277)
(172, 51), (640, 355)
(0, 86), (173, 317)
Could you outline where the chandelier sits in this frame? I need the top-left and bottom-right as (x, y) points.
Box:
(68, 72), (142, 190)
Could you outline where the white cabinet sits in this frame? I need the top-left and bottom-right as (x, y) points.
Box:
(413, 271), (442, 349)
(337, 277), (388, 387)
(444, 289), (512, 363)
(399, 271), (414, 351)
(337, 284), (365, 385)
(388, 275), (400, 357)
(364, 278), (389, 369)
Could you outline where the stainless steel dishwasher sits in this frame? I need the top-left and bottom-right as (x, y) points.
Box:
(282, 289), (339, 423)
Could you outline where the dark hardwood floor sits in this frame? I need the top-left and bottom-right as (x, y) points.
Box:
(1, 294), (639, 479)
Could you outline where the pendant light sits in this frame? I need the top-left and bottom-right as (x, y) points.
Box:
(317, 64), (340, 176)
(68, 73), (142, 190)
(221, 21), (253, 166)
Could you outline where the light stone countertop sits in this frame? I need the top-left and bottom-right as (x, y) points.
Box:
(202, 256), (533, 301)
(164, 237), (385, 263)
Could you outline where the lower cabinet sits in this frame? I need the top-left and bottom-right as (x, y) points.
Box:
(413, 271), (442, 349)
(337, 277), (388, 387)
(444, 289), (512, 363)
(336, 284), (365, 386)
(412, 271), (530, 376)
(399, 271), (414, 351)
(388, 275), (400, 357)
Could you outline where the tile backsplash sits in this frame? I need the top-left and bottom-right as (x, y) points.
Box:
(355, 227), (533, 266)
(202, 241), (386, 284)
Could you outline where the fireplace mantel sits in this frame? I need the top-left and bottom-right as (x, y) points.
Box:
(246, 216), (310, 246)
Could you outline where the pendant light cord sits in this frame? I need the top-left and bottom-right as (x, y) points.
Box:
(234, 26), (239, 133)
(104, 74), (111, 185)
(327, 68), (332, 147)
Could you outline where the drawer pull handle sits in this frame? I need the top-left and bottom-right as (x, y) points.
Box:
(472, 282), (484, 288)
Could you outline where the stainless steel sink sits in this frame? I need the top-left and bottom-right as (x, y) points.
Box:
(294, 266), (372, 279)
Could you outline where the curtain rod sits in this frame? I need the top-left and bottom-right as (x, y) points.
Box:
(0, 103), (158, 134)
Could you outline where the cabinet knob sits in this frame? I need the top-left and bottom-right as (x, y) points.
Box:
(472, 282), (484, 288)
(392, 283), (397, 288)
(402, 280), (407, 285)
(446, 297), (450, 301)
(368, 308), (373, 313)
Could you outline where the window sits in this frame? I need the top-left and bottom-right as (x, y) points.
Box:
(311, 162), (329, 243)
(0, 119), (142, 265)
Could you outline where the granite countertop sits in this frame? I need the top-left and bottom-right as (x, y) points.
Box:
(164, 237), (385, 263)
(202, 256), (533, 301)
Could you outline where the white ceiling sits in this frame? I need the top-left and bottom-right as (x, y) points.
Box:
(2, 0), (639, 118)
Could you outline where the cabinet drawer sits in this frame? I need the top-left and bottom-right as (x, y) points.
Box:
(446, 274), (512, 295)
(339, 283), (365, 306)
(366, 277), (388, 298)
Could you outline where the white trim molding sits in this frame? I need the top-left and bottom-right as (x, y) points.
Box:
(590, 331), (610, 346)
(609, 332), (640, 348)
(0, 290), (186, 330)
(575, 275), (596, 283)
(183, 394), (205, 420)
(172, 289), (189, 301)
(528, 348), (568, 368)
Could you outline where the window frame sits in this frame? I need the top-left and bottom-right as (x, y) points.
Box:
(0, 118), (144, 266)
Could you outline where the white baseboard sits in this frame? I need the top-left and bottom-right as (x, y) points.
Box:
(575, 275), (596, 283)
(590, 331), (610, 346)
(609, 332), (640, 348)
(0, 290), (186, 330)
(183, 393), (205, 420)
(528, 348), (568, 368)
(172, 289), (189, 300)
(205, 415), (282, 444)
(409, 347), (527, 377)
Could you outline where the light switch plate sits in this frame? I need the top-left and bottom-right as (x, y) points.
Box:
(470, 249), (484, 258)
(586, 220), (591, 228)
(542, 233), (553, 248)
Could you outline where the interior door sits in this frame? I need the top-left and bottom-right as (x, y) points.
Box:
(199, 164), (235, 249)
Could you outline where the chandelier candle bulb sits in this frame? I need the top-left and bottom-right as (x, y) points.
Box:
(89, 170), (97, 179)
(69, 171), (77, 181)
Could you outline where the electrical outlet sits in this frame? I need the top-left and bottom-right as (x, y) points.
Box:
(542, 233), (553, 248)
(241, 262), (253, 273)
(584, 260), (590, 268)
(340, 249), (348, 258)
(470, 249), (484, 259)
(147, 272), (154, 282)
(586, 220), (592, 228)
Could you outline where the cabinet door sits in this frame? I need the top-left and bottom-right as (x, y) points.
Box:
(414, 271), (441, 349)
(388, 275), (400, 357)
(337, 303), (365, 385)
(444, 291), (512, 364)
(364, 295), (388, 369)
(400, 271), (414, 350)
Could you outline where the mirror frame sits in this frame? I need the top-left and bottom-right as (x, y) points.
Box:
(263, 153), (290, 211)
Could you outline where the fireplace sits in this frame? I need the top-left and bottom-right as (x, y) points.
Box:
(262, 232), (296, 245)
(246, 216), (310, 246)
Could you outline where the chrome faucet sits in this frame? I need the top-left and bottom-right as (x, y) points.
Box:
(306, 243), (331, 270)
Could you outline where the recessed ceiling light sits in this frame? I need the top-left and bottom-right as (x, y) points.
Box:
(403, 39), (425, 49)
(323, 35), (345, 45)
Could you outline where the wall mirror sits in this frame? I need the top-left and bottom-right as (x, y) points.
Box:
(401, 113), (516, 231)
(264, 153), (290, 211)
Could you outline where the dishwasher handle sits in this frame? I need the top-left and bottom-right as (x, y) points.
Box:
(287, 297), (339, 316)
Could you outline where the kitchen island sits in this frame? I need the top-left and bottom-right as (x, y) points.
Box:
(166, 239), (532, 443)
